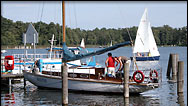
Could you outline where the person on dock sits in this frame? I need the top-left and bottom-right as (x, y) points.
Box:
(105, 53), (119, 77)
(114, 56), (129, 78)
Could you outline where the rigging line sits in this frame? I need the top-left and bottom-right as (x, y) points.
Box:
(37, 1), (45, 36)
(37, 3), (41, 23)
(73, 1), (78, 28)
(115, 3), (133, 44)
(53, 2), (57, 24)
(59, 2), (61, 47)
(67, 2), (72, 28)
(53, 3), (59, 46)
(139, 35), (145, 46)
(115, 3), (139, 70)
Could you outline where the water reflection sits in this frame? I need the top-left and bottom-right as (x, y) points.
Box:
(1, 47), (186, 106)
(124, 97), (129, 106)
(1, 81), (161, 106)
(177, 93), (185, 106)
(20, 88), (160, 106)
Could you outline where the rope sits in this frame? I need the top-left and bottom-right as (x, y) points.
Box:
(37, 1), (45, 36)
(73, 1), (78, 28)
(115, 3), (139, 70)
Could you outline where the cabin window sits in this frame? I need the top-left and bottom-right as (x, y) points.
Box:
(52, 65), (55, 68)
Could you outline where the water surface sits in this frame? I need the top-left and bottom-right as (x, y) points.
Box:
(1, 47), (187, 106)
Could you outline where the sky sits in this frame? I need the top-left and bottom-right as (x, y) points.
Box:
(1, 1), (187, 30)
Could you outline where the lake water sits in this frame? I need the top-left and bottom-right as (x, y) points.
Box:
(1, 47), (187, 106)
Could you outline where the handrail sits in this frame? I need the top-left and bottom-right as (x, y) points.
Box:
(12, 53), (63, 59)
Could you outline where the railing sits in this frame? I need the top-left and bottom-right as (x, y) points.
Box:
(12, 53), (63, 61)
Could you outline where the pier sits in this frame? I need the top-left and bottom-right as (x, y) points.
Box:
(1, 73), (24, 85)
(1, 73), (24, 94)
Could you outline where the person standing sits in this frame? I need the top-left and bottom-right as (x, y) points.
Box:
(105, 53), (119, 77)
(115, 56), (129, 78)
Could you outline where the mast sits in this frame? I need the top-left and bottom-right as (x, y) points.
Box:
(61, 1), (68, 105)
(62, 1), (65, 43)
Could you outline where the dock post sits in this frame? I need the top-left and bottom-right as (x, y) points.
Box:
(61, 62), (68, 105)
(177, 92), (185, 106)
(24, 78), (26, 89)
(176, 54), (179, 72)
(172, 54), (177, 76)
(172, 54), (178, 81)
(177, 61), (184, 93)
(166, 54), (172, 77)
(123, 62), (130, 106)
(9, 78), (12, 94)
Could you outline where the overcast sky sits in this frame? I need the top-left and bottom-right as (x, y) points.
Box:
(1, 1), (187, 30)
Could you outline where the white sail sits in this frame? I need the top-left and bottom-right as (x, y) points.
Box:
(148, 22), (160, 56)
(110, 40), (112, 46)
(133, 8), (160, 56)
(80, 38), (85, 48)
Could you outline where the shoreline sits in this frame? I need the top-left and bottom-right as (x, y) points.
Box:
(1, 45), (186, 50)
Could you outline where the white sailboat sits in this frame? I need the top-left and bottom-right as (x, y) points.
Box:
(80, 38), (85, 48)
(132, 8), (160, 61)
(110, 40), (112, 46)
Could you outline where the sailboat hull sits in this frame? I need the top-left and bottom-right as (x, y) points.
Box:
(131, 56), (160, 61)
(23, 70), (158, 94)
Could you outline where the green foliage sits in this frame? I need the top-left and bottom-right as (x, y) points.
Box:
(1, 16), (187, 47)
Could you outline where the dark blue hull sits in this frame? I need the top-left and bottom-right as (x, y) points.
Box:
(131, 56), (160, 61)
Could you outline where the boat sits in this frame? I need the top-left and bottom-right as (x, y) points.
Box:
(1, 35), (87, 75)
(23, 66), (159, 93)
(23, 2), (161, 94)
(1, 50), (7, 54)
(110, 40), (112, 46)
(131, 8), (160, 61)
(80, 38), (85, 48)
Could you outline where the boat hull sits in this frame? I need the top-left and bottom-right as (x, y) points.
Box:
(23, 71), (158, 94)
(131, 56), (160, 61)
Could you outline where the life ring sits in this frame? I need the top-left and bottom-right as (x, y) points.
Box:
(149, 70), (158, 80)
(4, 55), (14, 70)
(133, 70), (145, 83)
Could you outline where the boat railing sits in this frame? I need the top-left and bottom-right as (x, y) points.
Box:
(13, 54), (48, 60)
(12, 53), (63, 61)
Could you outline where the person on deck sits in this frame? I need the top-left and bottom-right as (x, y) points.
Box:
(114, 56), (129, 78)
(105, 53), (119, 77)
(137, 52), (141, 56)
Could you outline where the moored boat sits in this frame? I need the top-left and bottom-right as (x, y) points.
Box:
(23, 3), (161, 94)
(23, 61), (160, 94)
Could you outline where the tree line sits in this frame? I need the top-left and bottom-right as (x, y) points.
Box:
(1, 16), (187, 47)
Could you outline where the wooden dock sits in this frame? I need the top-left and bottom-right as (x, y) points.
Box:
(1, 73), (23, 79)
(1, 73), (24, 89)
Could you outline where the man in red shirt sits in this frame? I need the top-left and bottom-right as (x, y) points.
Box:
(105, 53), (119, 77)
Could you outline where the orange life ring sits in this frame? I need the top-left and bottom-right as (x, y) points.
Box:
(149, 70), (158, 80)
(133, 70), (145, 83)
